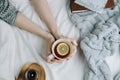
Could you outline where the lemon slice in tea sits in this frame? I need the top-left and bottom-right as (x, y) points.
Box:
(56, 42), (70, 56)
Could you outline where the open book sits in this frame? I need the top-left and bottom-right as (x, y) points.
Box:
(70, 0), (115, 13)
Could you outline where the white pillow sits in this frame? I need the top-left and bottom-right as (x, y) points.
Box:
(75, 0), (108, 13)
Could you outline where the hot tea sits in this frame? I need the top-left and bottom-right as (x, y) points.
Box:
(50, 39), (74, 60)
(54, 42), (70, 59)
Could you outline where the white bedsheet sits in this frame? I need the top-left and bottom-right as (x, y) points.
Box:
(0, 0), (119, 80)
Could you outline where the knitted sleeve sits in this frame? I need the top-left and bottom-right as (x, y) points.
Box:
(0, 0), (19, 25)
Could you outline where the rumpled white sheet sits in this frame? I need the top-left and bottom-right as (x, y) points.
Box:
(0, 0), (119, 80)
(0, 0), (84, 80)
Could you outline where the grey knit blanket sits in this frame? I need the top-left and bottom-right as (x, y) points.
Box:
(68, 0), (120, 80)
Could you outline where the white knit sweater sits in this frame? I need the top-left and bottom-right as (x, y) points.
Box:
(0, 0), (19, 25)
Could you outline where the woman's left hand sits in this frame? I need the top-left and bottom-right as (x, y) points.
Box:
(60, 36), (78, 61)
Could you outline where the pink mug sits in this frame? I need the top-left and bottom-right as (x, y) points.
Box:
(47, 39), (76, 61)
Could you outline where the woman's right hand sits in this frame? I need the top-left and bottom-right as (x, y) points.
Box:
(46, 33), (64, 64)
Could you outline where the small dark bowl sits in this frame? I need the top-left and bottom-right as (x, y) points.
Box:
(25, 69), (38, 80)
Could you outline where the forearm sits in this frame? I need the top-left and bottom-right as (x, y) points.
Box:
(16, 12), (52, 40)
(31, 0), (62, 39)
(0, 0), (53, 41)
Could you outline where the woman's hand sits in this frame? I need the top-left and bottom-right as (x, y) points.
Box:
(46, 33), (64, 64)
(46, 33), (78, 64)
(58, 36), (78, 61)
(46, 33), (55, 64)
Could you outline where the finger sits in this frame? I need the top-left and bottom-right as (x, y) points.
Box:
(55, 59), (64, 63)
(46, 37), (55, 57)
(71, 40), (78, 46)
(46, 58), (52, 64)
(66, 53), (75, 61)
(46, 56), (52, 63)
(63, 37), (78, 46)
(73, 46), (77, 54)
(67, 46), (77, 59)
(46, 51), (51, 57)
(46, 44), (51, 56)
(71, 43), (77, 54)
(58, 35), (64, 39)
(46, 54), (56, 63)
(50, 58), (56, 63)
(67, 52), (75, 60)
(46, 57), (56, 64)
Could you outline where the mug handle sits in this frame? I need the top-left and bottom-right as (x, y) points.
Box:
(47, 54), (55, 63)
